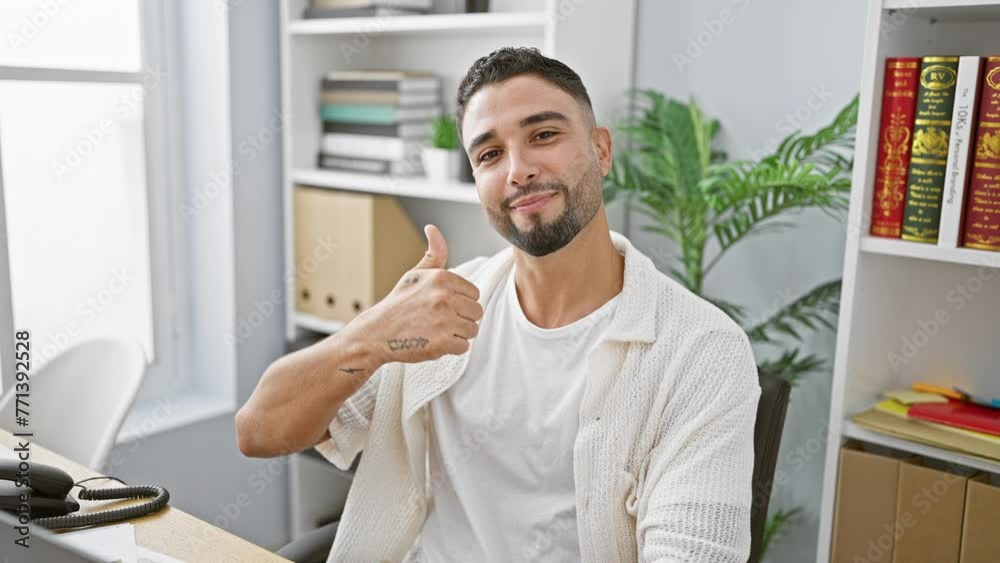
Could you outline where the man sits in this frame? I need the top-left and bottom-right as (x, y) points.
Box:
(237, 47), (761, 563)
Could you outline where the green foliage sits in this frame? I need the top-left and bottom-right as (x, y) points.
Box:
(761, 507), (803, 558)
(429, 113), (460, 150)
(605, 88), (857, 375)
(605, 88), (859, 558)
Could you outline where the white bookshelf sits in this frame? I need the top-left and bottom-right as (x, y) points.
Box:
(841, 420), (1000, 475)
(292, 168), (480, 204)
(292, 312), (346, 335)
(860, 236), (1000, 268)
(815, 1), (1000, 561)
(287, 11), (549, 36)
(278, 0), (637, 541)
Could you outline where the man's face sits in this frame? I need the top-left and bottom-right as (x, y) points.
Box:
(461, 74), (610, 257)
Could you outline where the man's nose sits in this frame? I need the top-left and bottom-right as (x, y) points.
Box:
(506, 148), (540, 187)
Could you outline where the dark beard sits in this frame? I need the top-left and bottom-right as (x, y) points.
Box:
(486, 160), (603, 257)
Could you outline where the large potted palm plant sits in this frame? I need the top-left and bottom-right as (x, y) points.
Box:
(604, 89), (859, 558)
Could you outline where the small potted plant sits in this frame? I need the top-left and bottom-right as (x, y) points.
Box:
(421, 114), (463, 182)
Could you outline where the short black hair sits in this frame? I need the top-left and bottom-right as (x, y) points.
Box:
(455, 46), (594, 141)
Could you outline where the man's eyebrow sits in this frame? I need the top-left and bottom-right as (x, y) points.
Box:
(519, 110), (569, 128)
(465, 111), (570, 154)
(466, 130), (496, 155)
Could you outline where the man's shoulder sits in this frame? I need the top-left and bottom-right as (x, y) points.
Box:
(647, 276), (759, 394)
(651, 270), (747, 344)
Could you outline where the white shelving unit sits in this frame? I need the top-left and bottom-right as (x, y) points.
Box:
(815, 2), (1000, 561)
(278, 0), (637, 543)
(287, 11), (550, 36)
(291, 168), (481, 204)
(279, 0), (637, 341)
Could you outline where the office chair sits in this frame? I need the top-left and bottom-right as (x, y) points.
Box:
(0, 338), (146, 471)
(749, 368), (791, 563)
(277, 368), (791, 563)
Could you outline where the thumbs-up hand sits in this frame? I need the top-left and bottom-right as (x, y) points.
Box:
(343, 224), (484, 366)
(413, 223), (449, 270)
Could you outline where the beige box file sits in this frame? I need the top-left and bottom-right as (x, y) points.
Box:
(293, 186), (425, 324)
(959, 478), (1000, 563)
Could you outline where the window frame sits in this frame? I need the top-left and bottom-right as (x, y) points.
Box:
(0, 0), (191, 401)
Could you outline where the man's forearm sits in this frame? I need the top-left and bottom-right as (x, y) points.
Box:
(235, 329), (384, 458)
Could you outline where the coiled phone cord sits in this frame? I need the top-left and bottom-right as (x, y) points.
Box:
(33, 476), (170, 529)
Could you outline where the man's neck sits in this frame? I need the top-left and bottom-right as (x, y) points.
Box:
(511, 215), (625, 329)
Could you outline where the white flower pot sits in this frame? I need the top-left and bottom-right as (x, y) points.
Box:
(421, 147), (464, 182)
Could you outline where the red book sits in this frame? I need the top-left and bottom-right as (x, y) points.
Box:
(962, 56), (1000, 251)
(870, 57), (922, 238)
(909, 398), (1000, 436)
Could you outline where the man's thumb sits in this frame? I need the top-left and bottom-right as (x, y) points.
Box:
(415, 224), (448, 269)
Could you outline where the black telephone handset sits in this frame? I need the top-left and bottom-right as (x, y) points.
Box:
(0, 460), (170, 529)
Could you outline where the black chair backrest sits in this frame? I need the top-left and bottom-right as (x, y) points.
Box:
(749, 368), (791, 563)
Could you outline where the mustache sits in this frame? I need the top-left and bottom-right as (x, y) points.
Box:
(503, 181), (567, 209)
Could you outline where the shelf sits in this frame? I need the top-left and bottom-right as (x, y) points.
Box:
(860, 236), (1000, 268)
(294, 312), (345, 335)
(841, 419), (1000, 474)
(883, 0), (1000, 20)
(292, 168), (480, 204)
(288, 11), (548, 36)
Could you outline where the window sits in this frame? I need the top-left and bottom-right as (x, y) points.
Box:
(0, 0), (184, 400)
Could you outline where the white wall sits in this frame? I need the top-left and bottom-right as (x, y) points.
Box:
(631, 1), (867, 561)
(109, 0), (292, 552)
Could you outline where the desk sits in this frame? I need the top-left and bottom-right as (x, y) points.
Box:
(0, 429), (289, 562)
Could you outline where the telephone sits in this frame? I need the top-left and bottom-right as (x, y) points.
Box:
(0, 460), (169, 529)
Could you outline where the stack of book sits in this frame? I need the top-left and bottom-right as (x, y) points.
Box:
(317, 70), (441, 177)
(852, 383), (1000, 462)
(303, 0), (431, 18)
(869, 55), (1000, 251)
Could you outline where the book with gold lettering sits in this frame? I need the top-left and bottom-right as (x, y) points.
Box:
(870, 57), (922, 238)
(901, 56), (961, 243)
(962, 56), (1000, 251)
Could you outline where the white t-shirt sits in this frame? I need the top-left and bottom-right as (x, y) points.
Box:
(408, 265), (621, 563)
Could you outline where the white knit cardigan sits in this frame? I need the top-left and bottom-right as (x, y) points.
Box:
(314, 230), (762, 563)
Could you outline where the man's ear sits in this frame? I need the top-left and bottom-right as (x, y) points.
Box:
(591, 125), (613, 177)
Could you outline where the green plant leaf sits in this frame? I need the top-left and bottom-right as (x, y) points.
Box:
(758, 349), (827, 386)
(429, 113), (459, 150)
(746, 280), (842, 344)
(704, 296), (748, 325)
(700, 161), (851, 272)
(774, 94), (859, 170)
(760, 507), (803, 559)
